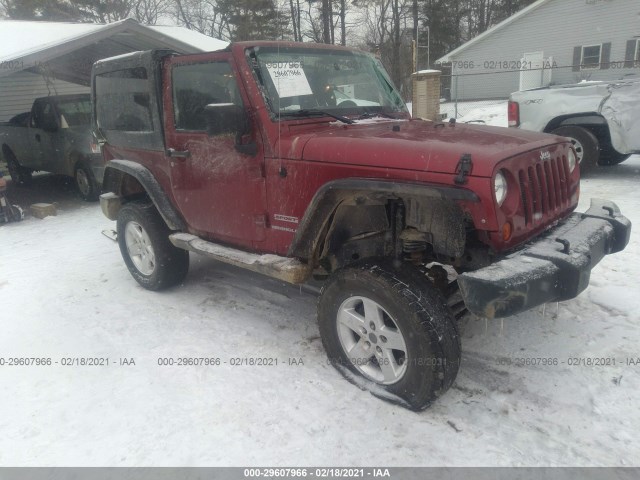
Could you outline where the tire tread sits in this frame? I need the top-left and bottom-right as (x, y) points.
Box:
(318, 260), (461, 410)
(116, 200), (189, 290)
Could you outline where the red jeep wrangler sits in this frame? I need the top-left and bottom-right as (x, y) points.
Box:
(92, 42), (630, 410)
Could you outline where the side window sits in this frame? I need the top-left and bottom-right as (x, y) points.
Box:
(172, 61), (241, 131)
(95, 67), (153, 132)
(32, 101), (57, 129)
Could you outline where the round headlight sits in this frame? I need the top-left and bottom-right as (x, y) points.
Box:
(568, 148), (577, 172)
(494, 171), (507, 206)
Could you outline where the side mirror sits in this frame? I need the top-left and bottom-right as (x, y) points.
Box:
(204, 103), (256, 155)
(204, 103), (248, 137)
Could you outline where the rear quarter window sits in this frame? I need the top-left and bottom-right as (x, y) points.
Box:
(95, 67), (153, 132)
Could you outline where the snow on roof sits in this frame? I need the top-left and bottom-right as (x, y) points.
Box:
(0, 18), (228, 64)
(436, 0), (551, 63)
(0, 20), (104, 62)
(149, 25), (228, 52)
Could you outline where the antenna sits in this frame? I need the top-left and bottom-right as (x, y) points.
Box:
(277, 18), (283, 178)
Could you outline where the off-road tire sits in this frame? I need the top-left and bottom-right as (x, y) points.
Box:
(117, 200), (189, 290)
(4, 148), (32, 186)
(318, 260), (461, 411)
(551, 126), (599, 174)
(74, 161), (99, 201)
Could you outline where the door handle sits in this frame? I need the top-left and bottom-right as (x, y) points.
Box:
(166, 148), (190, 159)
(35, 134), (41, 142)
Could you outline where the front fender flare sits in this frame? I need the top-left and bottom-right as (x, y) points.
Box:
(288, 178), (478, 259)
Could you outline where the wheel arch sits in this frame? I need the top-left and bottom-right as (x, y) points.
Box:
(2, 144), (15, 161)
(69, 150), (88, 176)
(288, 178), (478, 267)
(544, 113), (609, 137)
(102, 159), (185, 231)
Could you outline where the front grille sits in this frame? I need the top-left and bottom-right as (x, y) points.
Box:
(518, 155), (570, 226)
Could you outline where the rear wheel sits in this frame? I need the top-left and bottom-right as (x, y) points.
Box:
(116, 200), (189, 290)
(4, 148), (32, 186)
(74, 161), (99, 201)
(318, 260), (461, 410)
(551, 126), (599, 174)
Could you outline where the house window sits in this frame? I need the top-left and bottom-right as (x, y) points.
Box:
(581, 45), (602, 69)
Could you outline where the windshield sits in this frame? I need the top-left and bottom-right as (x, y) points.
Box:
(56, 97), (92, 127)
(250, 46), (408, 119)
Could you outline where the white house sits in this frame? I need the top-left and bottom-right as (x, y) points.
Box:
(436, 0), (640, 100)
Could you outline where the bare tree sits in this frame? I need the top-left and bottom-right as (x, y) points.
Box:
(289, 0), (302, 41)
(301, 1), (324, 43)
(174, 0), (231, 39)
(133, 0), (169, 24)
(336, 0), (347, 45)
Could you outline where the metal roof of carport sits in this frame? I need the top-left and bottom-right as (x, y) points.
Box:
(0, 18), (229, 85)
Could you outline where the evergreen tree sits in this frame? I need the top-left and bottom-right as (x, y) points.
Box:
(219, 0), (289, 41)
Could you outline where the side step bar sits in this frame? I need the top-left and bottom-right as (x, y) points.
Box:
(169, 233), (312, 284)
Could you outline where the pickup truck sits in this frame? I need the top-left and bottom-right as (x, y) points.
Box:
(0, 94), (103, 200)
(509, 78), (640, 172)
(93, 43), (631, 410)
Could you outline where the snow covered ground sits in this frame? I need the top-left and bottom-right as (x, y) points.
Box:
(1, 158), (639, 466)
(408, 100), (509, 127)
(440, 100), (509, 127)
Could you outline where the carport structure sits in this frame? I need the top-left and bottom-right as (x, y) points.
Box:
(0, 18), (228, 122)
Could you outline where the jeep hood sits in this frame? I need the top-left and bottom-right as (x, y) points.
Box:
(287, 120), (566, 177)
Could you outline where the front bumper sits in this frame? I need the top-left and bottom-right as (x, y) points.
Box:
(458, 199), (631, 318)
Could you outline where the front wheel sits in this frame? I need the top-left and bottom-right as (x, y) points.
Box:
(74, 161), (99, 201)
(116, 200), (189, 290)
(318, 261), (461, 410)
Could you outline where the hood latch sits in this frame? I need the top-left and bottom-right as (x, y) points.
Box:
(454, 153), (473, 185)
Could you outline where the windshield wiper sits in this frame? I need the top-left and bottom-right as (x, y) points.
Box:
(357, 111), (397, 120)
(280, 109), (354, 124)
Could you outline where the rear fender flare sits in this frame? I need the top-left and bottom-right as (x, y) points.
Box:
(102, 159), (185, 231)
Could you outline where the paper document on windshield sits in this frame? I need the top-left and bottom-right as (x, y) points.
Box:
(265, 61), (313, 98)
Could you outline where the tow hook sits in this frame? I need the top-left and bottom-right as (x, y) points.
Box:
(555, 238), (571, 254)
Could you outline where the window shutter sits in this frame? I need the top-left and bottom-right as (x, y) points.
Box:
(625, 39), (637, 68)
(601, 42), (611, 69)
(572, 46), (582, 71)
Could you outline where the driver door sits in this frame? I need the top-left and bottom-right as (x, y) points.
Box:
(163, 53), (267, 249)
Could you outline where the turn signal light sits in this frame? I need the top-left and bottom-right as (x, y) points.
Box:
(502, 221), (513, 241)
